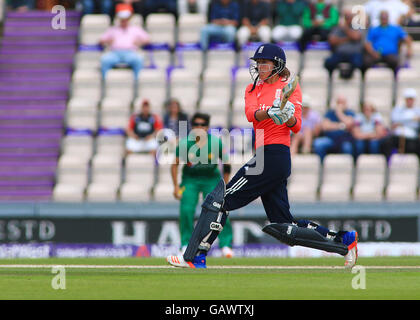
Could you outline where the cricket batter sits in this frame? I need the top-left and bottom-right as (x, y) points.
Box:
(171, 112), (233, 257)
(167, 43), (358, 269)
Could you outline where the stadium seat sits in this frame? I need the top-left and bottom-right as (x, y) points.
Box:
(119, 153), (156, 202)
(288, 154), (321, 202)
(153, 153), (178, 202)
(169, 68), (200, 113)
(233, 68), (251, 101)
(302, 44), (330, 70)
(174, 46), (204, 71)
(363, 68), (395, 114)
(284, 49), (301, 74)
(79, 14), (111, 46)
(142, 47), (172, 69)
(331, 69), (362, 111)
(86, 183), (119, 202)
(408, 40), (420, 70)
(90, 153), (122, 185)
(61, 131), (94, 159)
(104, 69), (135, 101)
(201, 68), (233, 103)
(178, 13), (207, 44)
(53, 184), (86, 202)
(56, 153), (90, 187)
(199, 96), (230, 128)
(319, 154), (353, 202)
(95, 130), (126, 157)
(145, 13), (176, 47)
(205, 46), (237, 71)
(353, 154), (386, 201)
(70, 69), (102, 101)
(66, 104), (98, 132)
(136, 68), (168, 114)
(86, 153), (122, 202)
(73, 50), (102, 69)
(386, 153), (419, 201)
(300, 68), (329, 113)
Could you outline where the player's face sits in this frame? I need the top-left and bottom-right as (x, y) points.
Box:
(255, 59), (275, 81)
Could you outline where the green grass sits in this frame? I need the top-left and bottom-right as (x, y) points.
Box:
(0, 257), (419, 300)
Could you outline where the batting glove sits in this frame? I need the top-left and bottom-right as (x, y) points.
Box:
(267, 100), (295, 125)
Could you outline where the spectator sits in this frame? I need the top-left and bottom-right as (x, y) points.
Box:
(125, 99), (163, 156)
(236, 0), (271, 47)
(99, 3), (150, 80)
(298, 0), (339, 52)
(290, 94), (322, 155)
(163, 98), (190, 141)
(403, 0), (420, 26)
(81, 0), (113, 15)
(381, 88), (420, 158)
(312, 96), (355, 161)
(142, 0), (178, 20)
(352, 102), (388, 158)
(364, 0), (410, 27)
(200, 0), (240, 50)
(324, 8), (365, 79)
(363, 10), (413, 75)
(271, 0), (307, 43)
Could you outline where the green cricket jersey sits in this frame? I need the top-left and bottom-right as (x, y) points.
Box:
(176, 134), (229, 178)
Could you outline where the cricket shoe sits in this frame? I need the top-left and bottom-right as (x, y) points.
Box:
(222, 246), (233, 258)
(166, 253), (207, 269)
(342, 231), (358, 269)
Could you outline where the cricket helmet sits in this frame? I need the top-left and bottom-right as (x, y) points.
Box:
(249, 43), (286, 82)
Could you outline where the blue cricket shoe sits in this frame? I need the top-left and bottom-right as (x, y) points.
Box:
(342, 231), (358, 269)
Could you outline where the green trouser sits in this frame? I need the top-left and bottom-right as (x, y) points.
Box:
(179, 175), (233, 248)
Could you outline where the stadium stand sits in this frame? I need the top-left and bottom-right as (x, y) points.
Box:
(386, 153), (419, 201)
(319, 154), (354, 202)
(288, 154), (321, 202)
(1, 0), (416, 203)
(352, 154), (387, 201)
(0, 10), (80, 201)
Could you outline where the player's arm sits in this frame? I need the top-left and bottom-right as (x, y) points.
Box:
(219, 139), (231, 184)
(171, 157), (181, 200)
(126, 116), (139, 140)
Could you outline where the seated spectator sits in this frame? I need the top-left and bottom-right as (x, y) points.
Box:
(126, 99), (163, 157)
(236, 0), (271, 47)
(142, 0), (178, 20)
(298, 0), (339, 52)
(364, 0), (410, 27)
(99, 3), (150, 80)
(352, 102), (388, 158)
(163, 98), (190, 141)
(324, 8), (365, 79)
(363, 10), (413, 75)
(271, 0), (307, 43)
(200, 0), (240, 50)
(312, 96), (355, 161)
(290, 94), (322, 155)
(381, 88), (420, 158)
(404, 0), (420, 26)
(81, 0), (113, 16)
(6, 0), (35, 11)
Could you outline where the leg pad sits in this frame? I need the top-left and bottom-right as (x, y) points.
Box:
(262, 223), (348, 256)
(183, 179), (226, 261)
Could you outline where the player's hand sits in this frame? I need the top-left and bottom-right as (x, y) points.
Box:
(267, 100), (295, 125)
(173, 185), (184, 200)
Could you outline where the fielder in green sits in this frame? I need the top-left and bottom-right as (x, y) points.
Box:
(171, 112), (233, 257)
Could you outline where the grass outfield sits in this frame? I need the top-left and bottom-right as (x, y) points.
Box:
(0, 257), (419, 300)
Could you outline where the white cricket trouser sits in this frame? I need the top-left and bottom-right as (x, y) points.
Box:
(236, 25), (271, 47)
(271, 25), (303, 42)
